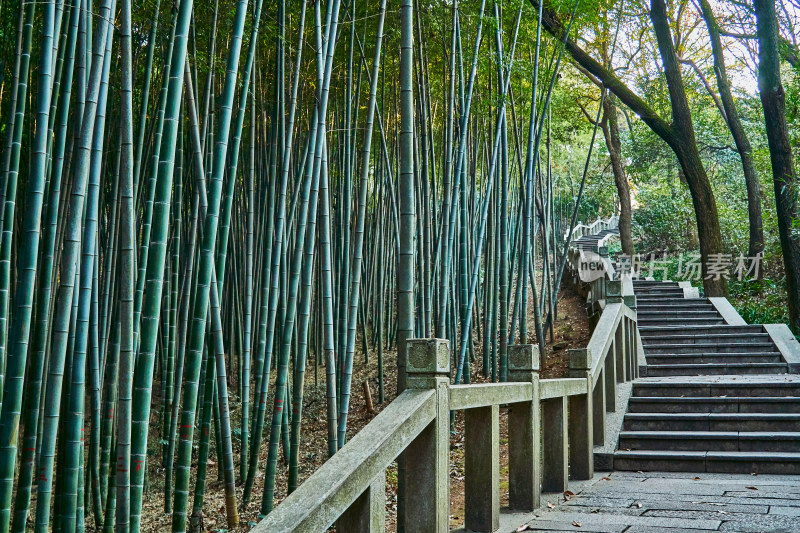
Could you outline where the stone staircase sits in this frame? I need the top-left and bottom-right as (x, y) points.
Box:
(613, 279), (800, 474)
(635, 280), (787, 376)
(574, 228), (618, 252)
(614, 377), (800, 474)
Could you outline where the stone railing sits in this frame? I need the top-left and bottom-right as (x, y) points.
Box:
(255, 285), (638, 533)
(564, 214), (626, 327)
(566, 215), (619, 242)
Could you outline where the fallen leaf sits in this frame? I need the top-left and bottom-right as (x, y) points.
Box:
(746, 486), (758, 490)
(547, 502), (556, 509)
(635, 502), (643, 508)
(572, 521), (582, 527)
(693, 476), (701, 480)
(516, 525), (532, 532)
(601, 476), (612, 481)
(563, 490), (575, 501)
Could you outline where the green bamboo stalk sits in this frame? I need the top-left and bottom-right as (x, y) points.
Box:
(171, 0), (249, 527)
(61, 10), (115, 526)
(33, 0), (115, 527)
(0, 0), (36, 414)
(337, 0), (387, 448)
(0, 0), (60, 527)
(243, 0), (312, 502)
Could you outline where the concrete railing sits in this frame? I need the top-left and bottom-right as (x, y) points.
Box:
(564, 213), (627, 323)
(566, 215), (619, 242)
(256, 288), (638, 532)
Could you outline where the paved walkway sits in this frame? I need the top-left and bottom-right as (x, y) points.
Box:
(497, 471), (800, 532)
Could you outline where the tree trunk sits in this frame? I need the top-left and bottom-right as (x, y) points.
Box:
(528, 0), (727, 296)
(649, 0), (727, 297)
(601, 95), (634, 256)
(754, 0), (800, 333)
(698, 0), (764, 261)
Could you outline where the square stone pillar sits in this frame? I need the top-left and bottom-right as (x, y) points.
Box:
(568, 349), (594, 480)
(507, 344), (540, 511)
(604, 340), (617, 412)
(336, 472), (386, 532)
(615, 320), (627, 382)
(630, 318), (640, 379)
(465, 405), (499, 532)
(592, 369), (606, 446)
(606, 280), (622, 304)
(541, 395), (568, 493)
(404, 339), (450, 533)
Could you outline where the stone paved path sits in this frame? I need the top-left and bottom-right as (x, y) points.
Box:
(493, 471), (800, 532)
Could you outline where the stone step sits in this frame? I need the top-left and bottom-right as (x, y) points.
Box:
(635, 290), (687, 297)
(623, 413), (800, 432)
(633, 381), (800, 398)
(637, 305), (718, 314)
(639, 325), (764, 336)
(638, 303), (717, 312)
(638, 310), (721, 319)
(646, 353), (784, 365)
(645, 362), (787, 377)
(627, 396), (800, 414)
(636, 295), (694, 301)
(618, 431), (800, 452)
(636, 299), (696, 306)
(636, 301), (711, 310)
(644, 343), (779, 355)
(641, 333), (772, 345)
(639, 318), (726, 327)
(613, 450), (800, 474)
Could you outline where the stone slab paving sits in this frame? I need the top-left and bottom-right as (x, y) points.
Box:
(634, 374), (800, 385)
(489, 471), (800, 532)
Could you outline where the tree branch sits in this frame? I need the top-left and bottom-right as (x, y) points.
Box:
(679, 57), (727, 121)
(528, 0), (676, 148)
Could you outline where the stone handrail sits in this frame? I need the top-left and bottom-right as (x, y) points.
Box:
(566, 215), (619, 242)
(565, 216), (619, 305)
(254, 387), (436, 531)
(255, 279), (637, 532)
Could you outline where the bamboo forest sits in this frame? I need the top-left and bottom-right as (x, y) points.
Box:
(0, 0), (796, 530)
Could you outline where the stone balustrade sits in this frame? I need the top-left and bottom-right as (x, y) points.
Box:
(255, 284), (637, 533)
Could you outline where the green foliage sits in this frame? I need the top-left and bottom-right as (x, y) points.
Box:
(729, 279), (791, 326)
(631, 182), (695, 254)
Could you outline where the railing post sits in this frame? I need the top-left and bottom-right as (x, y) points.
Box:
(606, 280), (626, 383)
(623, 290), (638, 380)
(465, 404), (499, 532)
(615, 321), (628, 382)
(404, 339), (450, 533)
(604, 339), (617, 412)
(336, 472), (386, 532)
(593, 368), (606, 446)
(606, 278), (621, 304)
(507, 344), (540, 511)
(599, 247), (610, 301)
(568, 349), (594, 480)
(630, 318), (640, 379)
(541, 395), (568, 493)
